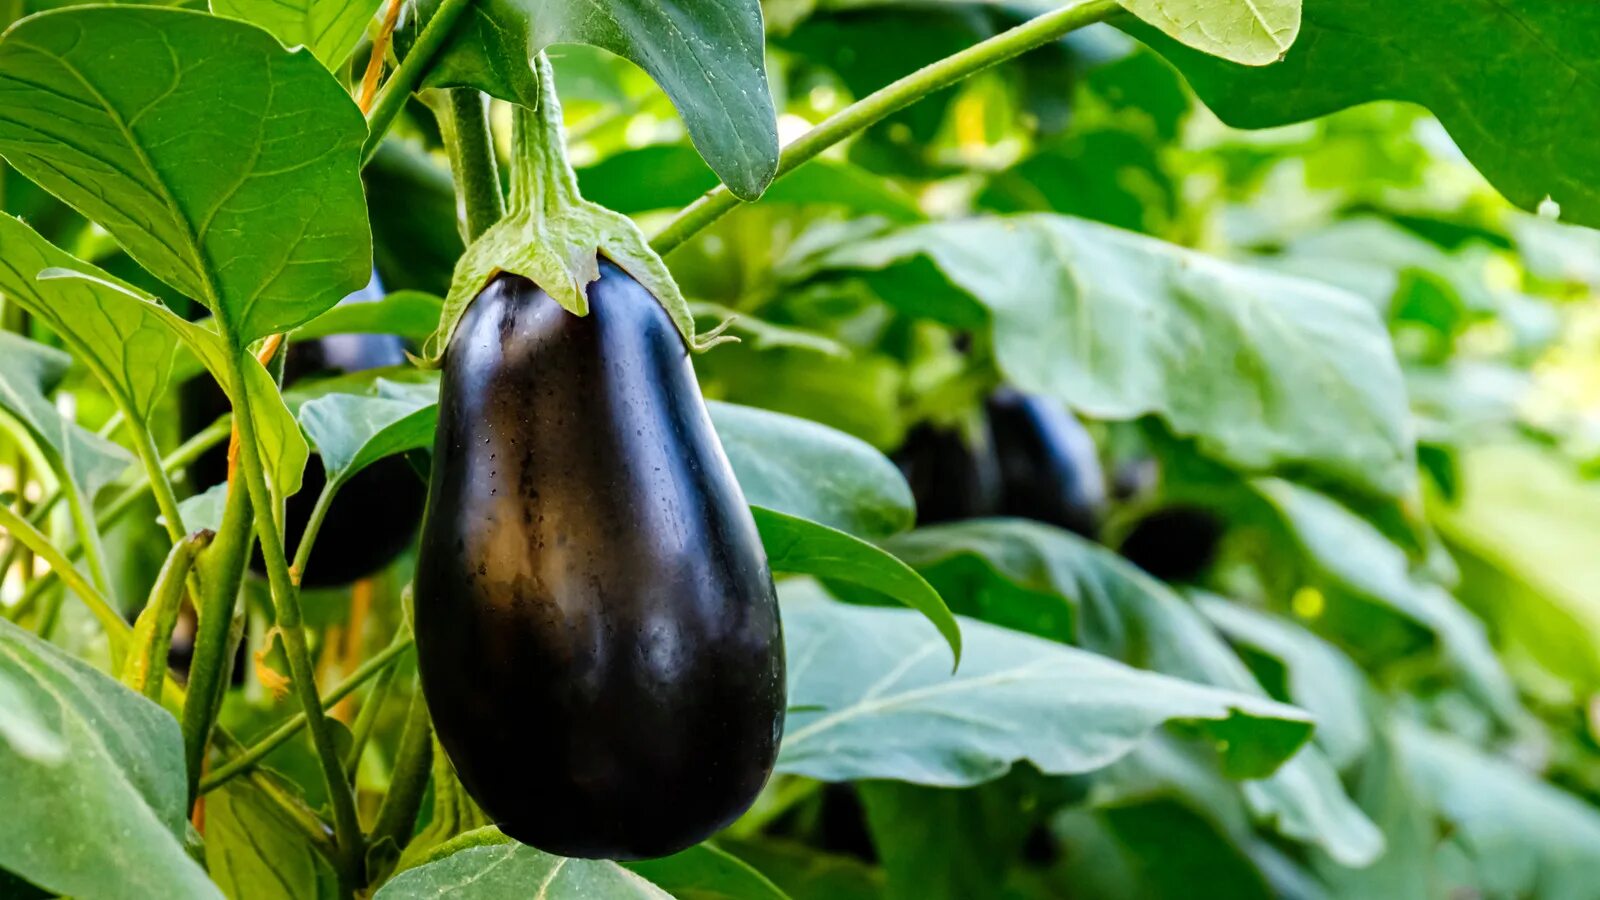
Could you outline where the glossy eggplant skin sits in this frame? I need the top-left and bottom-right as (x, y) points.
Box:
(179, 275), (427, 587)
(415, 262), (785, 860)
(893, 421), (1002, 525)
(986, 388), (1107, 538)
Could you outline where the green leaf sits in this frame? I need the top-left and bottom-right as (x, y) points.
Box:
(0, 6), (371, 345)
(0, 331), (131, 502)
(880, 521), (1382, 866)
(857, 776), (1039, 900)
(205, 781), (340, 900)
(1253, 478), (1519, 724)
(0, 618), (219, 899)
(410, 0), (778, 200)
(806, 215), (1414, 502)
(717, 838), (886, 900)
(624, 843), (792, 900)
(374, 842), (671, 898)
(298, 381), (437, 487)
(1398, 723), (1600, 899)
(1129, 0), (1600, 229)
(210, 0), (384, 67)
(1193, 593), (1373, 771)
(776, 590), (1313, 786)
(1115, 0), (1299, 66)
(0, 215), (181, 425)
(710, 401), (914, 539)
(1431, 441), (1600, 692)
(756, 508), (961, 665)
(0, 668), (62, 763)
(294, 290), (444, 344)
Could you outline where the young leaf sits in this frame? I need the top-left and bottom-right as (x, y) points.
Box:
(405, 0), (778, 199)
(881, 521), (1382, 866)
(804, 214), (1415, 503)
(755, 508), (961, 665)
(205, 781), (341, 900)
(776, 591), (1314, 787)
(0, 618), (219, 900)
(1128, 0), (1600, 228)
(0, 332), (131, 502)
(374, 842), (671, 898)
(0, 215), (181, 426)
(0, 6), (371, 345)
(710, 401), (915, 539)
(210, 0), (385, 68)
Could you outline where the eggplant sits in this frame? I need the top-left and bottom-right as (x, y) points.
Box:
(180, 273), (427, 587)
(893, 421), (1002, 525)
(986, 388), (1106, 538)
(414, 261), (785, 860)
(1117, 506), (1224, 582)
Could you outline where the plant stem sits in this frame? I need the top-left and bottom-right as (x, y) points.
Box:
(343, 660), (398, 773)
(368, 684), (433, 852)
(290, 483), (338, 586)
(59, 471), (113, 606)
(439, 88), (505, 242)
(0, 502), (128, 656)
(182, 465), (252, 798)
(124, 529), (213, 701)
(649, 0), (1121, 255)
(361, 0), (477, 166)
(201, 630), (415, 792)
(225, 350), (364, 885)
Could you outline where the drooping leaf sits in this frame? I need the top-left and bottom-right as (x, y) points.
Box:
(0, 215), (181, 425)
(710, 401), (914, 539)
(756, 508), (960, 665)
(776, 590), (1313, 786)
(1253, 479), (1518, 723)
(0, 618), (219, 899)
(1193, 593), (1374, 771)
(210, 0), (384, 68)
(0, 331), (131, 502)
(880, 521), (1382, 866)
(406, 0), (778, 200)
(205, 781), (340, 900)
(0, 6), (371, 344)
(1129, 0), (1600, 229)
(298, 381), (438, 487)
(374, 842), (671, 898)
(805, 215), (1414, 502)
(624, 843), (792, 900)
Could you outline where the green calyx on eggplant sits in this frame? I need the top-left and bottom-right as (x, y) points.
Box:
(894, 388), (1107, 536)
(415, 263), (784, 859)
(412, 52), (781, 860)
(179, 270), (427, 587)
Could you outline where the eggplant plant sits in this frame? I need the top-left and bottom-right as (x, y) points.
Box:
(1, 0), (1599, 897)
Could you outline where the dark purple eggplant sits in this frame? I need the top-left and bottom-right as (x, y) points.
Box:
(893, 421), (1002, 525)
(1117, 505), (1224, 582)
(179, 272), (427, 587)
(414, 261), (785, 860)
(986, 388), (1106, 538)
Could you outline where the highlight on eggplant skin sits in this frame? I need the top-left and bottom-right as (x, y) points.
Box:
(414, 261), (786, 861)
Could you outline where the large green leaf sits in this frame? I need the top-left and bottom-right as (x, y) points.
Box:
(710, 401), (914, 539)
(0, 668), (61, 763)
(1431, 442), (1600, 691)
(0, 215), (181, 426)
(776, 589), (1313, 786)
(1398, 724), (1600, 900)
(408, 0), (778, 200)
(205, 781), (340, 900)
(0, 618), (219, 899)
(1193, 593), (1373, 771)
(1129, 0), (1600, 229)
(880, 521), (1382, 866)
(0, 6), (371, 345)
(298, 381), (438, 487)
(0, 331), (131, 502)
(806, 215), (1414, 502)
(210, 0), (384, 68)
(1253, 479), (1518, 723)
(375, 842), (671, 898)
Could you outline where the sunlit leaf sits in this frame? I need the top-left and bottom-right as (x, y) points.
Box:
(210, 0), (384, 67)
(205, 781), (339, 900)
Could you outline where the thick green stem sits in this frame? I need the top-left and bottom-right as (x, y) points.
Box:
(201, 630), (415, 793)
(368, 684), (433, 853)
(650, 0), (1121, 255)
(439, 88), (505, 242)
(226, 350), (363, 884)
(124, 529), (213, 701)
(182, 470), (252, 798)
(0, 502), (128, 657)
(361, 0), (477, 165)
